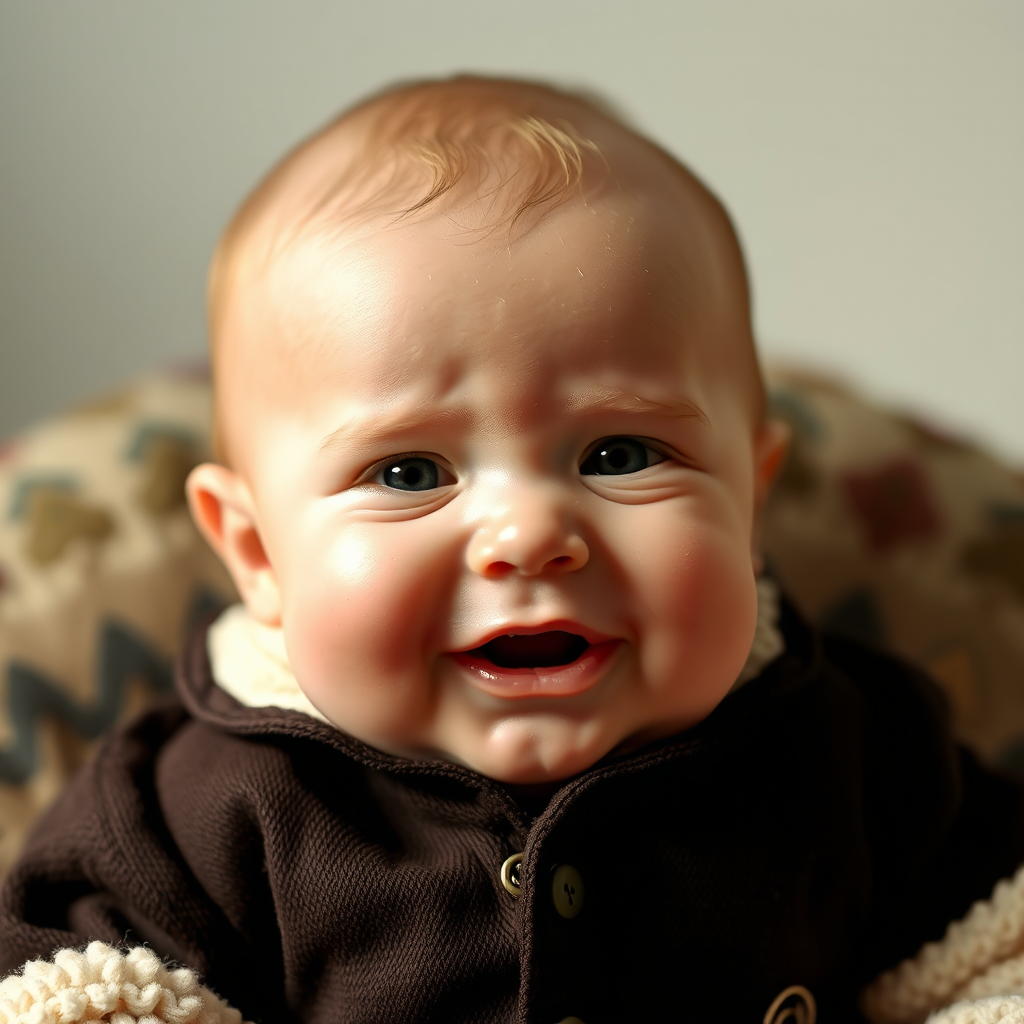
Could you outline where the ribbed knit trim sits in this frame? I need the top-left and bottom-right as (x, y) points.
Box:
(0, 941), (250, 1023)
(734, 576), (786, 688)
(862, 863), (1024, 1023)
(207, 605), (328, 723)
(208, 577), (786, 718)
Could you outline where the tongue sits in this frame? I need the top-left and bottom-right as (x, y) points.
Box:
(476, 631), (589, 669)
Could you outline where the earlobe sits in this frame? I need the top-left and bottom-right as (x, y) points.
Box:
(185, 463), (283, 626)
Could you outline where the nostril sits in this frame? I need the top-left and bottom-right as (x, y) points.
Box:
(485, 560), (516, 577)
(549, 555), (573, 568)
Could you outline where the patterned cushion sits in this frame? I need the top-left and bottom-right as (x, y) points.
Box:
(0, 371), (235, 878)
(0, 366), (1021, 880)
(761, 366), (1024, 772)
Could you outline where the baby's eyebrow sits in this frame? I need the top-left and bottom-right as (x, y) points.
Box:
(317, 403), (474, 456)
(566, 388), (710, 426)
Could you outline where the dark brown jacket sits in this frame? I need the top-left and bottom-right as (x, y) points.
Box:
(3, 602), (1024, 1024)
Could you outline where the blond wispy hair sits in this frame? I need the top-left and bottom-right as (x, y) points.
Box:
(210, 78), (614, 318)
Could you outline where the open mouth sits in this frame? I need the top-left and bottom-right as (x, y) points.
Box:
(468, 631), (590, 669)
(452, 630), (621, 698)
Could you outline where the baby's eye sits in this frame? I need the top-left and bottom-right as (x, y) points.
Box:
(374, 456), (455, 491)
(579, 437), (667, 476)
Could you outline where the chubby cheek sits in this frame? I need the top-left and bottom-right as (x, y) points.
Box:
(276, 519), (452, 742)
(630, 514), (758, 715)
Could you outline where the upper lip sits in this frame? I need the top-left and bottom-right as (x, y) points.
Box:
(452, 620), (615, 654)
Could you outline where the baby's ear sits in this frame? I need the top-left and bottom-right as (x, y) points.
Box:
(750, 419), (790, 575)
(753, 418), (791, 508)
(185, 463), (283, 626)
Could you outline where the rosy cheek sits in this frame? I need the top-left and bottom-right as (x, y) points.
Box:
(638, 522), (757, 690)
(283, 524), (445, 687)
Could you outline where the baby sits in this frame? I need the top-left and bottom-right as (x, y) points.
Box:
(2, 76), (1024, 1024)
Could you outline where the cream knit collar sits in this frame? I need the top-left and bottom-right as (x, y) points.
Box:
(208, 575), (785, 720)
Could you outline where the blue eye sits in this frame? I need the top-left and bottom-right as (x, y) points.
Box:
(580, 437), (663, 476)
(378, 457), (442, 491)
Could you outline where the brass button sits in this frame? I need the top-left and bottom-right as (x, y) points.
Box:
(763, 985), (816, 1024)
(551, 863), (584, 918)
(556, 1018), (586, 1024)
(500, 852), (523, 897)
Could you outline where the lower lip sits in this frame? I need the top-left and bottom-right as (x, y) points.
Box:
(450, 639), (623, 698)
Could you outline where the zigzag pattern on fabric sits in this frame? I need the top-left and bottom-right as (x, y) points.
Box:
(0, 621), (172, 784)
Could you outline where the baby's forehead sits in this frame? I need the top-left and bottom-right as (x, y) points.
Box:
(240, 173), (743, 378)
(266, 179), (711, 337)
(256, 204), (739, 418)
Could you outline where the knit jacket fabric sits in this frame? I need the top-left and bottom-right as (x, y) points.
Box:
(2, 600), (1024, 1024)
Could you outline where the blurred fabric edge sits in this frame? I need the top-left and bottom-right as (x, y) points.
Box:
(0, 363), (1021, 880)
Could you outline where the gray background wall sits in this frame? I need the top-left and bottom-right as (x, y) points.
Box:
(1, 1), (1021, 463)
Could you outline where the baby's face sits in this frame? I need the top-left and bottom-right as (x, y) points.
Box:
(208, 178), (779, 783)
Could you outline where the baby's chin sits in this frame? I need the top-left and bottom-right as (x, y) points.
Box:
(431, 716), (633, 785)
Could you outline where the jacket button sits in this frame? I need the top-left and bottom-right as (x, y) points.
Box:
(763, 985), (816, 1024)
(551, 864), (584, 918)
(500, 853), (523, 897)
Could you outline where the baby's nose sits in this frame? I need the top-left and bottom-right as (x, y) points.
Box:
(466, 513), (589, 578)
